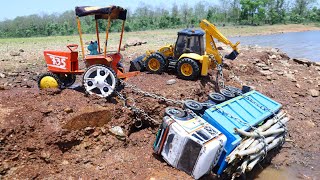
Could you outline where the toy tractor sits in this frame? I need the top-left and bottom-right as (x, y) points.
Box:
(38, 6), (139, 98)
(129, 19), (240, 80)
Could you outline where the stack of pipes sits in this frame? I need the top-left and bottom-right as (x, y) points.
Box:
(225, 110), (289, 178)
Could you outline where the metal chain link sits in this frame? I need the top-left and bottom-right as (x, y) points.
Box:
(209, 55), (225, 89)
(119, 79), (184, 106)
(115, 91), (161, 126)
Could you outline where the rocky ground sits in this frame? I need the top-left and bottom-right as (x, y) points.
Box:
(0, 43), (320, 179)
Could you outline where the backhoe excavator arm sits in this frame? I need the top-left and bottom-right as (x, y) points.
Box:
(200, 19), (240, 65)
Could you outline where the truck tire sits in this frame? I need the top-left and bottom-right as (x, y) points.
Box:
(183, 100), (203, 114)
(145, 53), (166, 74)
(177, 58), (200, 80)
(208, 92), (226, 104)
(220, 89), (235, 100)
(165, 107), (186, 118)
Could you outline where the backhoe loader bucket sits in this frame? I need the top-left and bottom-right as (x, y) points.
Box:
(129, 55), (146, 72)
(225, 50), (239, 60)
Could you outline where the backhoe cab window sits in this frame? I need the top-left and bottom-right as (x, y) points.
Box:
(175, 35), (204, 58)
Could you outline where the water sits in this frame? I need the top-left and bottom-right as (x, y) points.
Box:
(230, 30), (320, 62)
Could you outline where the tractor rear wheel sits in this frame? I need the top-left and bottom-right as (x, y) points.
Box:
(83, 64), (118, 98)
(177, 58), (200, 80)
(145, 53), (166, 74)
(38, 72), (61, 89)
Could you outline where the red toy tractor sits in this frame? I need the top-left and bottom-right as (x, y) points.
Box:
(38, 6), (139, 98)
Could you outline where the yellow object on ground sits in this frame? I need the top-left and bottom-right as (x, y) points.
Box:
(39, 76), (59, 89)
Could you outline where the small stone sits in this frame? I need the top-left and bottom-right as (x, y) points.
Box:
(0, 73), (5, 78)
(293, 58), (312, 66)
(7, 72), (18, 77)
(259, 70), (273, 76)
(19, 49), (24, 52)
(309, 89), (319, 97)
(256, 63), (267, 68)
(277, 71), (284, 76)
(296, 84), (301, 88)
(10, 52), (20, 56)
(262, 66), (270, 70)
(269, 55), (277, 59)
(109, 126), (126, 140)
(166, 79), (177, 85)
(313, 62), (320, 67)
(61, 160), (69, 165)
(40, 151), (51, 163)
(84, 127), (95, 135)
(266, 76), (272, 81)
(0, 85), (5, 90)
(306, 80), (313, 84)
(291, 94), (299, 98)
(64, 107), (73, 113)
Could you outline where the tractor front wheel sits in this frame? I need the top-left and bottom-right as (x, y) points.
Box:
(145, 53), (166, 74)
(38, 72), (62, 89)
(177, 58), (200, 80)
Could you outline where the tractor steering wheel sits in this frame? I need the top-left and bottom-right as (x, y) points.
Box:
(67, 44), (78, 52)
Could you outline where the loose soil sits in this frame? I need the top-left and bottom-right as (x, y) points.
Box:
(0, 44), (319, 179)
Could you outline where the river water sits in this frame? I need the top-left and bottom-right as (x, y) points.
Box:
(230, 30), (320, 62)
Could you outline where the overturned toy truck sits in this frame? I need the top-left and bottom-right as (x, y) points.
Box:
(153, 88), (288, 179)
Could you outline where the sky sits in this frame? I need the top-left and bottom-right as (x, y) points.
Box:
(0, 0), (198, 21)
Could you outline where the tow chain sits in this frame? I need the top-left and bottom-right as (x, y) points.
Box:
(119, 79), (184, 106)
(209, 55), (225, 90)
(115, 91), (161, 127)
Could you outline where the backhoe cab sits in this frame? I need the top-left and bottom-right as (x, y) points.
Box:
(129, 19), (240, 80)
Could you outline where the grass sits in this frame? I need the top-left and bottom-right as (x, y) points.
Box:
(0, 23), (319, 72)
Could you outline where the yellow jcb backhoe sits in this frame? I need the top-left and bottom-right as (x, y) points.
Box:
(129, 19), (240, 80)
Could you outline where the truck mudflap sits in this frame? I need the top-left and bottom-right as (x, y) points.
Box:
(153, 90), (289, 179)
(129, 55), (146, 72)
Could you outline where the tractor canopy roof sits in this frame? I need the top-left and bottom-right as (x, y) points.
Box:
(75, 6), (127, 20)
(178, 29), (204, 36)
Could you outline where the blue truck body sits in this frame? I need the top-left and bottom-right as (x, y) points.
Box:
(201, 90), (282, 174)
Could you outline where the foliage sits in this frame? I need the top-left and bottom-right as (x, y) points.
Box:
(0, 0), (320, 38)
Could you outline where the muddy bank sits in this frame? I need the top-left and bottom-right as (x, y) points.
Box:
(0, 46), (320, 179)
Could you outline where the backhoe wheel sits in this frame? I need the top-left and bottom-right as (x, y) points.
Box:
(177, 58), (200, 80)
(145, 53), (166, 74)
(58, 74), (76, 88)
(38, 72), (61, 89)
(83, 64), (118, 98)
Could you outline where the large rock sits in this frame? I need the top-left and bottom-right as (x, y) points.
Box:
(292, 58), (312, 66)
(313, 62), (320, 67)
(309, 89), (319, 97)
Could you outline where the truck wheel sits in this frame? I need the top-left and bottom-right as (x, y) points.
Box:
(83, 64), (118, 98)
(165, 107), (186, 118)
(184, 100), (203, 114)
(208, 92), (226, 104)
(38, 72), (62, 89)
(58, 74), (76, 88)
(177, 58), (200, 80)
(145, 53), (166, 74)
(225, 86), (242, 96)
(220, 89), (235, 100)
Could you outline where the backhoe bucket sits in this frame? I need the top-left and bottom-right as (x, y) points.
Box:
(129, 55), (146, 72)
(225, 50), (239, 60)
